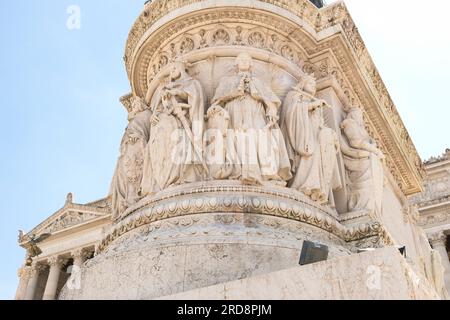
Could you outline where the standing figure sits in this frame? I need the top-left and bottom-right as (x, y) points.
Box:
(281, 74), (342, 204)
(141, 60), (206, 195)
(211, 52), (291, 185)
(204, 105), (235, 180)
(340, 107), (385, 217)
(110, 96), (152, 220)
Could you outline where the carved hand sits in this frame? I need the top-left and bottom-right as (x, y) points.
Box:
(162, 95), (171, 109)
(357, 150), (371, 158)
(312, 99), (327, 109)
(266, 115), (278, 128)
(173, 105), (186, 118)
(129, 133), (140, 144)
(150, 114), (160, 126)
(168, 89), (181, 96)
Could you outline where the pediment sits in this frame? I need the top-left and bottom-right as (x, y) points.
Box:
(39, 208), (104, 235)
(20, 198), (111, 243)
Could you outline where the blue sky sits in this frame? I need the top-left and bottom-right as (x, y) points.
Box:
(0, 0), (449, 299)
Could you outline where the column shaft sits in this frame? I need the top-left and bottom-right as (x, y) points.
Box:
(42, 259), (63, 300)
(24, 267), (39, 300)
(15, 268), (29, 300)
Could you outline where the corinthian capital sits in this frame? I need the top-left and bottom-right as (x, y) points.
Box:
(17, 266), (32, 279)
(47, 256), (67, 268)
(72, 248), (91, 264)
(30, 262), (47, 274)
(428, 231), (447, 247)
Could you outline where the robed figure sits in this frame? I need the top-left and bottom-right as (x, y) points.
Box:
(211, 53), (291, 185)
(340, 107), (385, 216)
(281, 75), (342, 204)
(110, 96), (152, 220)
(141, 61), (206, 195)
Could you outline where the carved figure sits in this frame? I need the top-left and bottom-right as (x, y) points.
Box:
(211, 53), (291, 185)
(281, 74), (342, 204)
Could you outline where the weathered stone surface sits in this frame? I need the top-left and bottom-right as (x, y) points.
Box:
(59, 211), (351, 300)
(160, 248), (441, 300)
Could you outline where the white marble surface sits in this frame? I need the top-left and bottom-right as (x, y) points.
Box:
(58, 213), (350, 300)
(160, 247), (443, 300)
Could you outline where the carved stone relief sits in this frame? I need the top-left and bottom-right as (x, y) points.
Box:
(340, 107), (385, 218)
(42, 211), (100, 234)
(110, 96), (152, 220)
(109, 51), (389, 233)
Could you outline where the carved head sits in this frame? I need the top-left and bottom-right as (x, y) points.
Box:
(128, 96), (148, 120)
(295, 73), (316, 95)
(235, 52), (253, 72)
(169, 60), (188, 81)
(347, 107), (364, 125)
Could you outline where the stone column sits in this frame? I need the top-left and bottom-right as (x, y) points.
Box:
(15, 266), (31, 300)
(430, 232), (450, 271)
(24, 263), (41, 300)
(429, 231), (450, 289)
(42, 256), (64, 300)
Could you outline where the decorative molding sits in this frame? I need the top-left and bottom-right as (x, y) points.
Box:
(47, 256), (67, 268)
(20, 198), (111, 245)
(104, 213), (350, 256)
(30, 262), (47, 274)
(428, 231), (447, 247)
(419, 210), (450, 228)
(97, 183), (394, 252)
(122, 181), (339, 220)
(141, 23), (308, 89)
(125, 0), (320, 75)
(424, 149), (450, 165)
(402, 205), (420, 225)
(41, 211), (102, 235)
(418, 195), (450, 209)
(414, 149), (449, 229)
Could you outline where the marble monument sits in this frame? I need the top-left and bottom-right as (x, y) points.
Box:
(16, 0), (449, 300)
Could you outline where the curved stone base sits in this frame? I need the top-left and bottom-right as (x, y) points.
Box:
(59, 212), (351, 300)
(59, 182), (393, 300)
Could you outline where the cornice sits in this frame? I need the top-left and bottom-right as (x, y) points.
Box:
(97, 182), (395, 252)
(424, 149), (450, 166)
(125, 0), (321, 76)
(418, 195), (450, 210)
